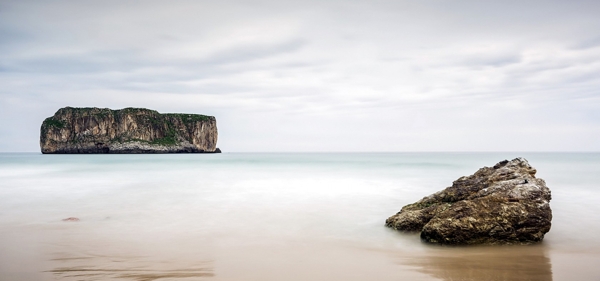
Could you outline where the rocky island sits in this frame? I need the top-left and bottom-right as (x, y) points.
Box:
(40, 107), (220, 154)
(386, 158), (552, 245)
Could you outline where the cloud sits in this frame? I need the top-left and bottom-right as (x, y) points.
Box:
(1, 0), (600, 151)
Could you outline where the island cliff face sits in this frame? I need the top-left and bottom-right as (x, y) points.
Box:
(40, 107), (220, 154)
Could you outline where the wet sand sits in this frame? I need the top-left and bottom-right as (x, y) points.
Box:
(2, 223), (600, 281)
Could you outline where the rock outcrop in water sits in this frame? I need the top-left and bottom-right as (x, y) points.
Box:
(386, 158), (552, 245)
(40, 107), (220, 154)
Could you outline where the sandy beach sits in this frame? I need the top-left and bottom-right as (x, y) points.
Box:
(1, 153), (599, 280)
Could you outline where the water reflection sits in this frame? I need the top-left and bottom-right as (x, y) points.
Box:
(403, 244), (552, 281)
(47, 252), (214, 281)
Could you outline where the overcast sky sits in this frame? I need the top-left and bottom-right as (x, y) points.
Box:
(1, 0), (599, 152)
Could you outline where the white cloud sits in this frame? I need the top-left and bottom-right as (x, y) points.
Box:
(1, 0), (599, 151)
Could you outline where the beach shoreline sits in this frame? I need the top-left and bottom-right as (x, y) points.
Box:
(1, 153), (599, 280)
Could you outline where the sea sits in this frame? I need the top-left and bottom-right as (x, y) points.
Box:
(0, 152), (599, 281)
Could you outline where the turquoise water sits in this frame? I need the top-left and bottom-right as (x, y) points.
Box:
(0, 152), (599, 280)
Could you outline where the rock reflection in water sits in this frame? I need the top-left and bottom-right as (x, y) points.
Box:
(403, 244), (552, 281)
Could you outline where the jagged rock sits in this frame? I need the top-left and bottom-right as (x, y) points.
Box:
(40, 107), (221, 154)
(386, 158), (552, 245)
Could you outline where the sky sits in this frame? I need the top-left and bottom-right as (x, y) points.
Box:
(1, 0), (600, 152)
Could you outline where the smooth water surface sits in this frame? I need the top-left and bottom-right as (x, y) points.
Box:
(0, 152), (599, 280)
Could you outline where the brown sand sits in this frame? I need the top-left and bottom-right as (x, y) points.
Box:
(2, 223), (600, 281)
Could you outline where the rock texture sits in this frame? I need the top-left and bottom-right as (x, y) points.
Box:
(40, 107), (220, 154)
(386, 158), (552, 245)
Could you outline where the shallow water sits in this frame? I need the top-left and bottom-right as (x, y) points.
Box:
(0, 152), (599, 280)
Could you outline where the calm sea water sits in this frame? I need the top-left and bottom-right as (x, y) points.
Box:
(0, 152), (599, 281)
